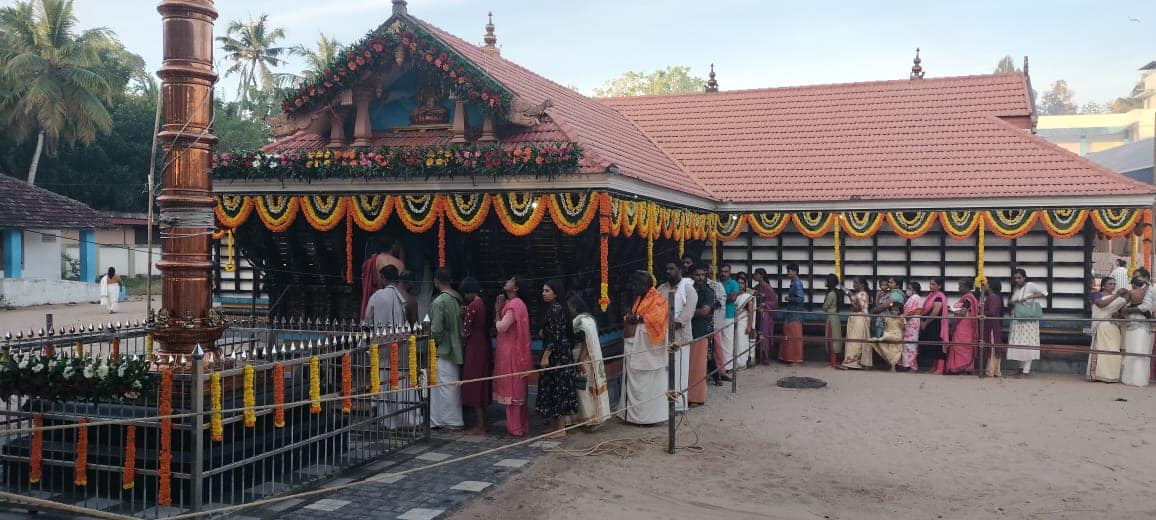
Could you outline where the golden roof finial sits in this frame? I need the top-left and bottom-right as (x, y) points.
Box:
(482, 12), (500, 57)
(705, 64), (718, 93)
(910, 48), (924, 80)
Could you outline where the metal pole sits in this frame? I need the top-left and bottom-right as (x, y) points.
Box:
(977, 313), (985, 378)
(145, 82), (162, 318)
(666, 289), (676, 455)
(190, 343), (205, 513)
(730, 317), (738, 394)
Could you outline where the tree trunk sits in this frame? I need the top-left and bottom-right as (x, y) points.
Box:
(26, 130), (44, 185)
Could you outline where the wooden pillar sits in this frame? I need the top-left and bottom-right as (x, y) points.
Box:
(478, 114), (497, 143)
(451, 100), (468, 144)
(351, 89), (373, 147)
(327, 109), (347, 148)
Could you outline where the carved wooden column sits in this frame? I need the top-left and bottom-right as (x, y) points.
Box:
(327, 110), (347, 148)
(451, 100), (468, 144)
(154, 0), (225, 354)
(478, 115), (497, 143)
(351, 89), (374, 147)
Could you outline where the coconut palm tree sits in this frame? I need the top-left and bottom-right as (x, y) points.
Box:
(0, 0), (114, 185)
(291, 33), (344, 83)
(217, 14), (293, 112)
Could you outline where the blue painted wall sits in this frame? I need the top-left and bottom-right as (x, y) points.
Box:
(79, 229), (96, 282)
(1, 229), (23, 278)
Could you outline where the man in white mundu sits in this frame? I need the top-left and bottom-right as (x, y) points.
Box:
(656, 262), (697, 413)
(619, 270), (673, 425)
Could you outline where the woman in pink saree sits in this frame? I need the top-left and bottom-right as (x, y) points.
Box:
(946, 279), (979, 374)
(900, 281), (923, 371)
(753, 268), (778, 366)
(493, 274), (533, 437)
(919, 278), (950, 375)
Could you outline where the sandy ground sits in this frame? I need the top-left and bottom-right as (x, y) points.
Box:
(454, 365), (1156, 520)
(0, 296), (159, 333)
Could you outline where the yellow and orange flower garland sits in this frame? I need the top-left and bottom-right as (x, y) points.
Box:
(390, 343), (400, 390)
(437, 212), (447, 268)
(492, 193), (546, 237)
(122, 425), (136, 490)
(74, 417), (89, 486)
(975, 219), (987, 288)
(833, 217), (842, 282)
(243, 364), (256, 428)
(341, 353), (353, 414)
(345, 211), (354, 284)
(598, 192), (611, 311)
(299, 195), (347, 231)
(145, 333), (154, 359)
(75, 340), (83, 357)
(407, 336), (418, 385)
(369, 343), (381, 394)
(224, 229), (236, 272)
(158, 367), (173, 506)
(309, 356), (322, 414)
(29, 413), (42, 484)
(210, 371), (223, 441)
(443, 194), (490, 233)
(254, 195), (298, 233)
(428, 338), (438, 385)
(273, 363), (286, 427)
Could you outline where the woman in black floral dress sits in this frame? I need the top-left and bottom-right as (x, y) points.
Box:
(536, 279), (579, 438)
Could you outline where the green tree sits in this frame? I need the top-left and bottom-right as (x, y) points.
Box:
(216, 14), (292, 112)
(994, 55), (1019, 74)
(1108, 80), (1145, 113)
(213, 99), (270, 152)
(1038, 79), (1078, 115)
(291, 33), (343, 83)
(1080, 101), (1105, 114)
(592, 66), (705, 97)
(0, 0), (115, 185)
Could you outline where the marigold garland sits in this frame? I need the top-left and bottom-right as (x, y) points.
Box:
(428, 338), (438, 385)
(492, 193), (546, 237)
(111, 336), (120, 361)
(395, 194), (440, 233)
(984, 209), (1038, 240)
(941, 211), (981, 240)
(1091, 208), (1142, 238)
(1038, 209), (1088, 240)
(390, 343), (400, 390)
(74, 417), (89, 486)
(747, 212), (791, 237)
(309, 356), (322, 414)
(598, 192), (611, 311)
(833, 216), (842, 282)
(678, 236), (685, 258)
(793, 212), (835, 239)
(158, 367), (173, 506)
(547, 192), (598, 236)
(214, 194), (253, 229)
(299, 195), (347, 231)
(145, 333), (154, 359)
(885, 211), (936, 239)
(711, 235), (719, 279)
(122, 425), (136, 490)
(841, 211), (885, 239)
(341, 353), (352, 414)
(242, 364), (256, 427)
(254, 195), (299, 233)
(210, 371), (223, 441)
(224, 229), (236, 272)
(369, 343), (381, 394)
(75, 340), (83, 357)
(647, 234), (654, 278)
(345, 210), (354, 284)
(975, 219), (987, 289)
(349, 194), (393, 232)
(29, 413), (42, 484)
(438, 212), (447, 268)
(407, 336), (418, 384)
(444, 193), (491, 232)
(273, 363), (286, 427)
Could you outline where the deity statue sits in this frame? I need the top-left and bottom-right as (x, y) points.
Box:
(410, 84), (449, 125)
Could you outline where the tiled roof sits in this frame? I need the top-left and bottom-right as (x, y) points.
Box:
(601, 74), (1155, 202)
(0, 174), (107, 229)
(410, 18), (711, 197)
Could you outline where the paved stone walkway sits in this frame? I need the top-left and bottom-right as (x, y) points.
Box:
(230, 429), (553, 520)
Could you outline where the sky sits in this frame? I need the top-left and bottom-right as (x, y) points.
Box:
(70, 0), (1156, 105)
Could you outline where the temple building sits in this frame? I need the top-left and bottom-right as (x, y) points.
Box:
(212, 1), (1154, 332)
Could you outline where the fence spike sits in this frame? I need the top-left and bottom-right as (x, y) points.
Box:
(3, 331), (10, 341)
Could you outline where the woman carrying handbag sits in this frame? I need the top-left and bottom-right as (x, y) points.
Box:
(1006, 269), (1047, 377)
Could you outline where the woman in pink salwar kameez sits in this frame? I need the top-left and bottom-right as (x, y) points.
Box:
(946, 280), (979, 375)
(493, 275), (532, 437)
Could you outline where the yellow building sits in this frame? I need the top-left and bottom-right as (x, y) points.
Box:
(1037, 61), (1156, 156)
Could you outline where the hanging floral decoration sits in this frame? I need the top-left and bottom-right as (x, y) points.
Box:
(548, 192), (598, 236)
(158, 367), (173, 506)
(1038, 209), (1087, 240)
(212, 142), (581, 182)
(444, 193), (490, 232)
(345, 212), (354, 283)
(1091, 208), (1142, 238)
(341, 353), (353, 414)
(0, 354), (157, 402)
(428, 338), (438, 385)
(975, 219), (987, 289)
(407, 336), (418, 382)
(833, 216), (842, 282)
(300, 195), (347, 231)
(622, 201), (641, 239)
(349, 194), (393, 232)
(493, 192), (546, 237)
(390, 343), (400, 391)
(29, 413), (42, 484)
(793, 212), (835, 239)
(369, 344), (381, 394)
(145, 333), (154, 359)
(678, 235), (685, 258)
(254, 195), (298, 233)
(608, 197), (623, 238)
(711, 233), (719, 279)
(309, 356), (322, 414)
(210, 371), (223, 441)
(646, 233), (655, 278)
(715, 213), (745, 241)
(598, 192), (611, 311)
(74, 417), (89, 486)
(273, 363), (286, 428)
(396, 194), (441, 233)
(215, 194), (253, 229)
(75, 340), (83, 357)
(122, 425), (136, 490)
(437, 212), (447, 268)
(885, 211), (936, 239)
(841, 211), (885, 239)
(224, 230), (236, 272)
(242, 364), (256, 428)
(984, 209), (1038, 239)
(940, 211), (981, 240)
(660, 207), (677, 239)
